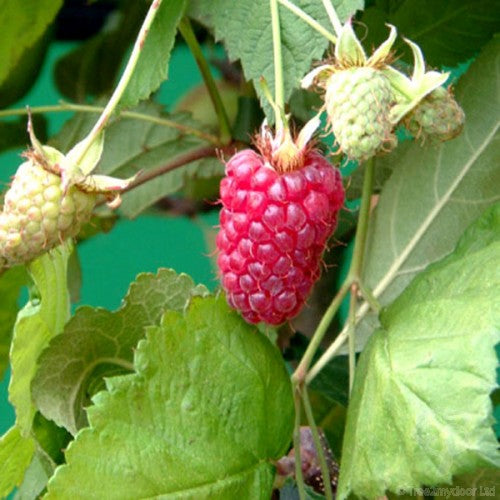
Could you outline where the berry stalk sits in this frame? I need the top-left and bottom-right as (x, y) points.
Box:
(305, 159), (375, 385)
(302, 386), (334, 500)
(70, 0), (164, 169)
(178, 17), (232, 145)
(270, 0), (285, 117)
(277, 0), (337, 44)
(321, 0), (342, 37)
(0, 104), (221, 145)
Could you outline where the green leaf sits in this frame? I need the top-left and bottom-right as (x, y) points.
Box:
(0, 266), (26, 380)
(46, 295), (294, 499)
(14, 450), (54, 500)
(8, 243), (72, 435)
(350, 36), (500, 352)
(54, 0), (148, 102)
(51, 103), (221, 218)
(337, 205), (500, 499)
(190, 0), (363, 119)
(361, 0), (500, 67)
(0, 426), (35, 498)
(0, 0), (62, 87)
(32, 269), (208, 435)
(118, 0), (187, 109)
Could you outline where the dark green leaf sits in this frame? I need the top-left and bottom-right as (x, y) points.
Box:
(0, 116), (47, 155)
(0, 0), (63, 87)
(54, 1), (147, 102)
(190, 0), (363, 119)
(360, 0), (500, 67)
(32, 269), (208, 435)
(338, 204), (500, 498)
(118, 0), (188, 109)
(45, 295), (294, 499)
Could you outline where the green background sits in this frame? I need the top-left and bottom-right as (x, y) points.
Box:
(0, 41), (220, 435)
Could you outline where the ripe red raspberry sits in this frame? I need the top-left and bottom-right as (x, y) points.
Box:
(216, 148), (344, 325)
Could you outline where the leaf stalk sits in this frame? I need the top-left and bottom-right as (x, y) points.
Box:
(71, 0), (165, 168)
(179, 17), (232, 145)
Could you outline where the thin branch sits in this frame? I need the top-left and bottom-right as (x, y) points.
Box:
(302, 387), (333, 500)
(179, 17), (232, 144)
(277, 0), (337, 44)
(96, 145), (219, 206)
(72, 0), (165, 167)
(0, 104), (221, 145)
(321, 0), (343, 37)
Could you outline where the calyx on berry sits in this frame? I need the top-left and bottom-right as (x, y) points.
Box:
(384, 39), (450, 124)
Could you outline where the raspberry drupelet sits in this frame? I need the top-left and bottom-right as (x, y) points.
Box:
(216, 140), (344, 326)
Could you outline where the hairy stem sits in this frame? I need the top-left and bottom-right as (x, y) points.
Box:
(277, 0), (337, 44)
(321, 0), (343, 37)
(71, 0), (165, 167)
(302, 387), (333, 500)
(347, 282), (358, 394)
(307, 158), (375, 383)
(179, 17), (232, 145)
(293, 279), (351, 384)
(293, 389), (307, 500)
(347, 158), (374, 282)
(270, 0), (285, 126)
(0, 104), (221, 145)
(95, 145), (219, 206)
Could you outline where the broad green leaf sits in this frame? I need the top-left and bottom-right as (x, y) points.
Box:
(118, 0), (187, 109)
(32, 269), (208, 435)
(0, 426), (35, 498)
(0, 0), (62, 87)
(8, 243), (72, 435)
(54, 0), (147, 102)
(361, 0), (500, 67)
(0, 266), (26, 379)
(350, 37), (500, 352)
(337, 205), (500, 499)
(46, 295), (294, 499)
(51, 103), (222, 218)
(190, 0), (363, 119)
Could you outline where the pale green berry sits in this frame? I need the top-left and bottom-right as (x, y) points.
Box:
(324, 67), (396, 162)
(405, 86), (465, 142)
(0, 159), (96, 269)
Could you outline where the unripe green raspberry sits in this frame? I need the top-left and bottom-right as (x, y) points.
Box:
(404, 86), (465, 143)
(0, 158), (96, 269)
(325, 67), (396, 162)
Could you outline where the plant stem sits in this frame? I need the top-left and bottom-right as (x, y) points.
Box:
(117, 146), (218, 195)
(0, 104), (221, 145)
(321, 0), (343, 37)
(270, 0), (285, 125)
(277, 0), (337, 44)
(71, 0), (164, 168)
(305, 158), (375, 384)
(293, 279), (351, 384)
(347, 282), (358, 394)
(358, 281), (381, 313)
(178, 17), (232, 145)
(347, 158), (374, 282)
(302, 387), (333, 500)
(293, 389), (307, 500)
